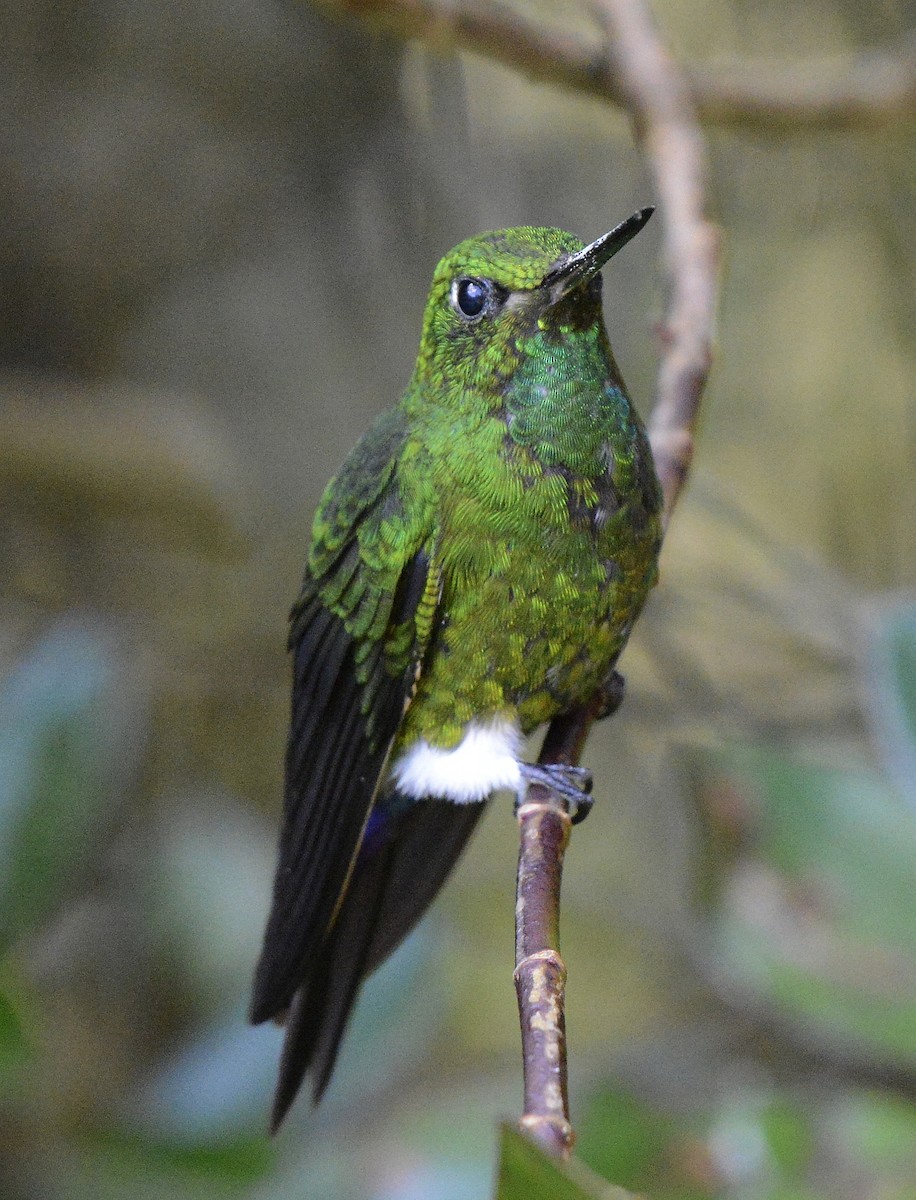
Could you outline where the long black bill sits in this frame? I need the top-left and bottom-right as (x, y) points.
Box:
(541, 206), (655, 302)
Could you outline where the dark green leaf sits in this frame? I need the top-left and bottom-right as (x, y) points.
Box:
(576, 1089), (673, 1189)
(760, 1098), (815, 1174)
(0, 981), (31, 1080)
(496, 1125), (643, 1200)
(86, 1127), (273, 1186)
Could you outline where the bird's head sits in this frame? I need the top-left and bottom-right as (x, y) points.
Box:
(413, 208), (654, 390)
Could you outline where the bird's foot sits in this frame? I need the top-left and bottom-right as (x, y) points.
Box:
(595, 670), (626, 720)
(516, 762), (594, 825)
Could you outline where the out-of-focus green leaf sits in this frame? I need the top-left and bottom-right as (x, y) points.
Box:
(0, 621), (146, 945)
(0, 981), (30, 1078)
(86, 1127), (273, 1187)
(50, 1135), (262, 1200)
(759, 1098), (814, 1175)
(495, 1125), (642, 1200)
(579, 1085), (724, 1200)
(830, 1091), (916, 1172)
(687, 742), (916, 1068)
(578, 1077), (916, 1200)
(863, 598), (916, 810)
(576, 1090), (674, 1192)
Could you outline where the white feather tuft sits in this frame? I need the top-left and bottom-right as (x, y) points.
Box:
(391, 718), (523, 803)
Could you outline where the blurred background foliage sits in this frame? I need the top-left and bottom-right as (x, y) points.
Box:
(0, 0), (913, 1196)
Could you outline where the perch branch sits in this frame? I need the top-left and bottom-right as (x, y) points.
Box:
(514, 688), (609, 1157)
(315, 0), (916, 130)
(514, 0), (720, 1157)
(514, 803), (573, 1155)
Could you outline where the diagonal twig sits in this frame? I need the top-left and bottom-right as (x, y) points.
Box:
(599, 0), (721, 524)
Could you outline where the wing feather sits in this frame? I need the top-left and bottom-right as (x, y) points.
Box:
(250, 406), (436, 1026)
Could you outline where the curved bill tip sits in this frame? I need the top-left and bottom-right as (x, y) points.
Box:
(542, 205), (655, 300)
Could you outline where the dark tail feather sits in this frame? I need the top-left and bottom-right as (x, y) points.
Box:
(270, 981), (323, 1134)
(270, 846), (390, 1131)
(308, 848), (392, 1102)
(364, 799), (486, 973)
(268, 798), (486, 1131)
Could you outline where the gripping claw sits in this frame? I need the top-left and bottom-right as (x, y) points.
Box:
(516, 762), (595, 824)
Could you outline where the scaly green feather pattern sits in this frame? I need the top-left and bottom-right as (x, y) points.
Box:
(294, 405), (438, 749)
(295, 225), (661, 757)
(390, 226), (662, 751)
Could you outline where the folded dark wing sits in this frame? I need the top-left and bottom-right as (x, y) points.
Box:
(250, 407), (436, 1025)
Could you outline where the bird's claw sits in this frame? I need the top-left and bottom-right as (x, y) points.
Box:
(516, 762), (595, 824)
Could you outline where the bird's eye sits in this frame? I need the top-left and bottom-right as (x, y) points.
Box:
(452, 277), (490, 319)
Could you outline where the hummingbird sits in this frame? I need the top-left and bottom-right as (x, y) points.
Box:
(250, 209), (663, 1130)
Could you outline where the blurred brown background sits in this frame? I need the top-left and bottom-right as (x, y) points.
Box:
(0, 1), (913, 1197)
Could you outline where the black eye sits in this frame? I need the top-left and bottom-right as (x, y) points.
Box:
(454, 277), (489, 319)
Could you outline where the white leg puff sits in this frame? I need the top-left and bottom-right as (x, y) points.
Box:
(391, 717), (523, 803)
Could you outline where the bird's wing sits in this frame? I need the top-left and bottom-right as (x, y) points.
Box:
(250, 406), (438, 1025)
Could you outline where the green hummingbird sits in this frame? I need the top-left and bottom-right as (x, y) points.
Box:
(251, 209), (662, 1129)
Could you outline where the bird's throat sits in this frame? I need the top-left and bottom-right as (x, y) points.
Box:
(503, 323), (632, 478)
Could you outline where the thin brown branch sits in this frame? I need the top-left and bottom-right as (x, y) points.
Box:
(514, 799), (573, 1157)
(316, 0), (916, 131)
(598, 0), (721, 523)
(691, 40), (916, 131)
(513, 687), (614, 1158)
(514, 0), (721, 1158)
